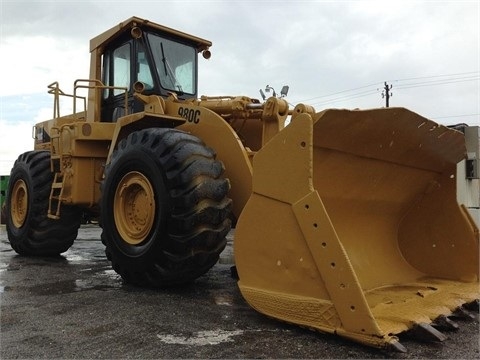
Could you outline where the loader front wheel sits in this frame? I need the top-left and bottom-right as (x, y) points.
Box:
(101, 128), (232, 287)
(6, 151), (81, 255)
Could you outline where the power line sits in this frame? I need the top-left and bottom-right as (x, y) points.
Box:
(390, 71), (479, 83)
(309, 89), (379, 107)
(292, 82), (382, 104)
(293, 71), (479, 106)
(394, 76), (479, 90)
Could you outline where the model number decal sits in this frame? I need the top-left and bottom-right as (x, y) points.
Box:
(178, 107), (201, 124)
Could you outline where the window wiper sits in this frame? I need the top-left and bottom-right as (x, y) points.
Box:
(160, 43), (184, 94)
(160, 42), (168, 76)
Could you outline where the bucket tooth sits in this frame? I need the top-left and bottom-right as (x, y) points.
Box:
(451, 307), (477, 320)
(432, 315), (459, 331)
(463, 299), (479, 312)
(388, 341), (407, 353)
(407, 323), (448, 342)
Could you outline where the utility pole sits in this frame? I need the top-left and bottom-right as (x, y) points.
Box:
(382, 82), (393, 107)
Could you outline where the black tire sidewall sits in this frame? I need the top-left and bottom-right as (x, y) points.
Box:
(6, 157), (37, 244)
(6, 151), (80, 255)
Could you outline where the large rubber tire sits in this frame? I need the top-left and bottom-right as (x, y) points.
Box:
(6, 151), (81, 256)
(100, 128), (232, 287)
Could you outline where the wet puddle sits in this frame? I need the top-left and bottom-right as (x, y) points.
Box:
(27, 276), (122, 295)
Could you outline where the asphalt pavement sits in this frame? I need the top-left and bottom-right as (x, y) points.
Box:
(0, 224), (479, 359)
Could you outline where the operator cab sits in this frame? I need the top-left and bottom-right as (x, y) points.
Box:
(89, 17), (211, 122)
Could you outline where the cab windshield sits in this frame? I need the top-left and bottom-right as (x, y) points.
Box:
(147, 33), (196, 95)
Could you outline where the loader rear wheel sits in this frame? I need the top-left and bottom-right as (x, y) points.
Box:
(6, 151), (81, 256)
(101, 128), (232, 287)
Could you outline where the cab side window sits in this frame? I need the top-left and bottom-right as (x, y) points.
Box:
(112, 43), (131, 96)
(137, 41), (154, 90)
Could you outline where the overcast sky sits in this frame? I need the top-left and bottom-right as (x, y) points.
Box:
(0, 0), (479, 174)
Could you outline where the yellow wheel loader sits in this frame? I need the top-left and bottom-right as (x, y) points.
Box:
(5, 17), (478, 351)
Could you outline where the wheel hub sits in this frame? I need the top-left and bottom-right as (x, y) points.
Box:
(11, 179), (28, 228)
(114, 171), (156, 245)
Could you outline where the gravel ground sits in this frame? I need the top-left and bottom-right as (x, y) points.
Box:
(0, 224), (479, 359)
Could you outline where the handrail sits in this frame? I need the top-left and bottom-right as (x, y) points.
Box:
(47, 80), (129, 121)
(47, 81), (86, 119)
(74, 79), (128, 120)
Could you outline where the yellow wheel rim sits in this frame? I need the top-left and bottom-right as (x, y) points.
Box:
(11, 179), (28, 228)
(114, 171), (156, 245)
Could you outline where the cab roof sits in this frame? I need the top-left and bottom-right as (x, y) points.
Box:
(89, 16), (212, 53)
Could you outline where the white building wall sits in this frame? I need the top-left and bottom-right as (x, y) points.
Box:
(456, 126), (479, 227)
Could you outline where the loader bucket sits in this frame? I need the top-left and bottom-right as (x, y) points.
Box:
(234, 107), (479, 350)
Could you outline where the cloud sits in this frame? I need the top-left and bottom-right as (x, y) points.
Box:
(1, 0), (108, 39)
(0, 118), (35, 174)
(0, 92), (54, 174)
(0, 35), (89, 96)
(0, 0), (478, 174)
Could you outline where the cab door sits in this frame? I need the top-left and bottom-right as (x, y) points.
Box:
(101, 38), (155, 122)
